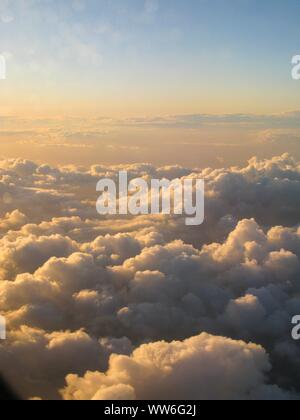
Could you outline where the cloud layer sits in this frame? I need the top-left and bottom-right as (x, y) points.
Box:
(0, 154), (300, 400)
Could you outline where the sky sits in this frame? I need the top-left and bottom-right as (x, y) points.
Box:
(1, 0), (300, 116)
(1, 0), (300, 166)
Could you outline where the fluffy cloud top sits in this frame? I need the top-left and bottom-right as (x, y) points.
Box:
(62, 333), (284, 401)
(0, 155), (300, 400)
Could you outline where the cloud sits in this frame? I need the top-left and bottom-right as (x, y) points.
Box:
(113, 110), (300, 129)
(0, 234), (78, 280)
(1, 154), (300, 399)
(61, 333), (292, 401)
(3, 111), (300, 136)
(0, 210), (27, 233)
(0, 327), (113, 399)
(1, 216), (300, 399)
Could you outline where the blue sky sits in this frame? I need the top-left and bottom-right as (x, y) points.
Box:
(0, 0), (300, 116)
